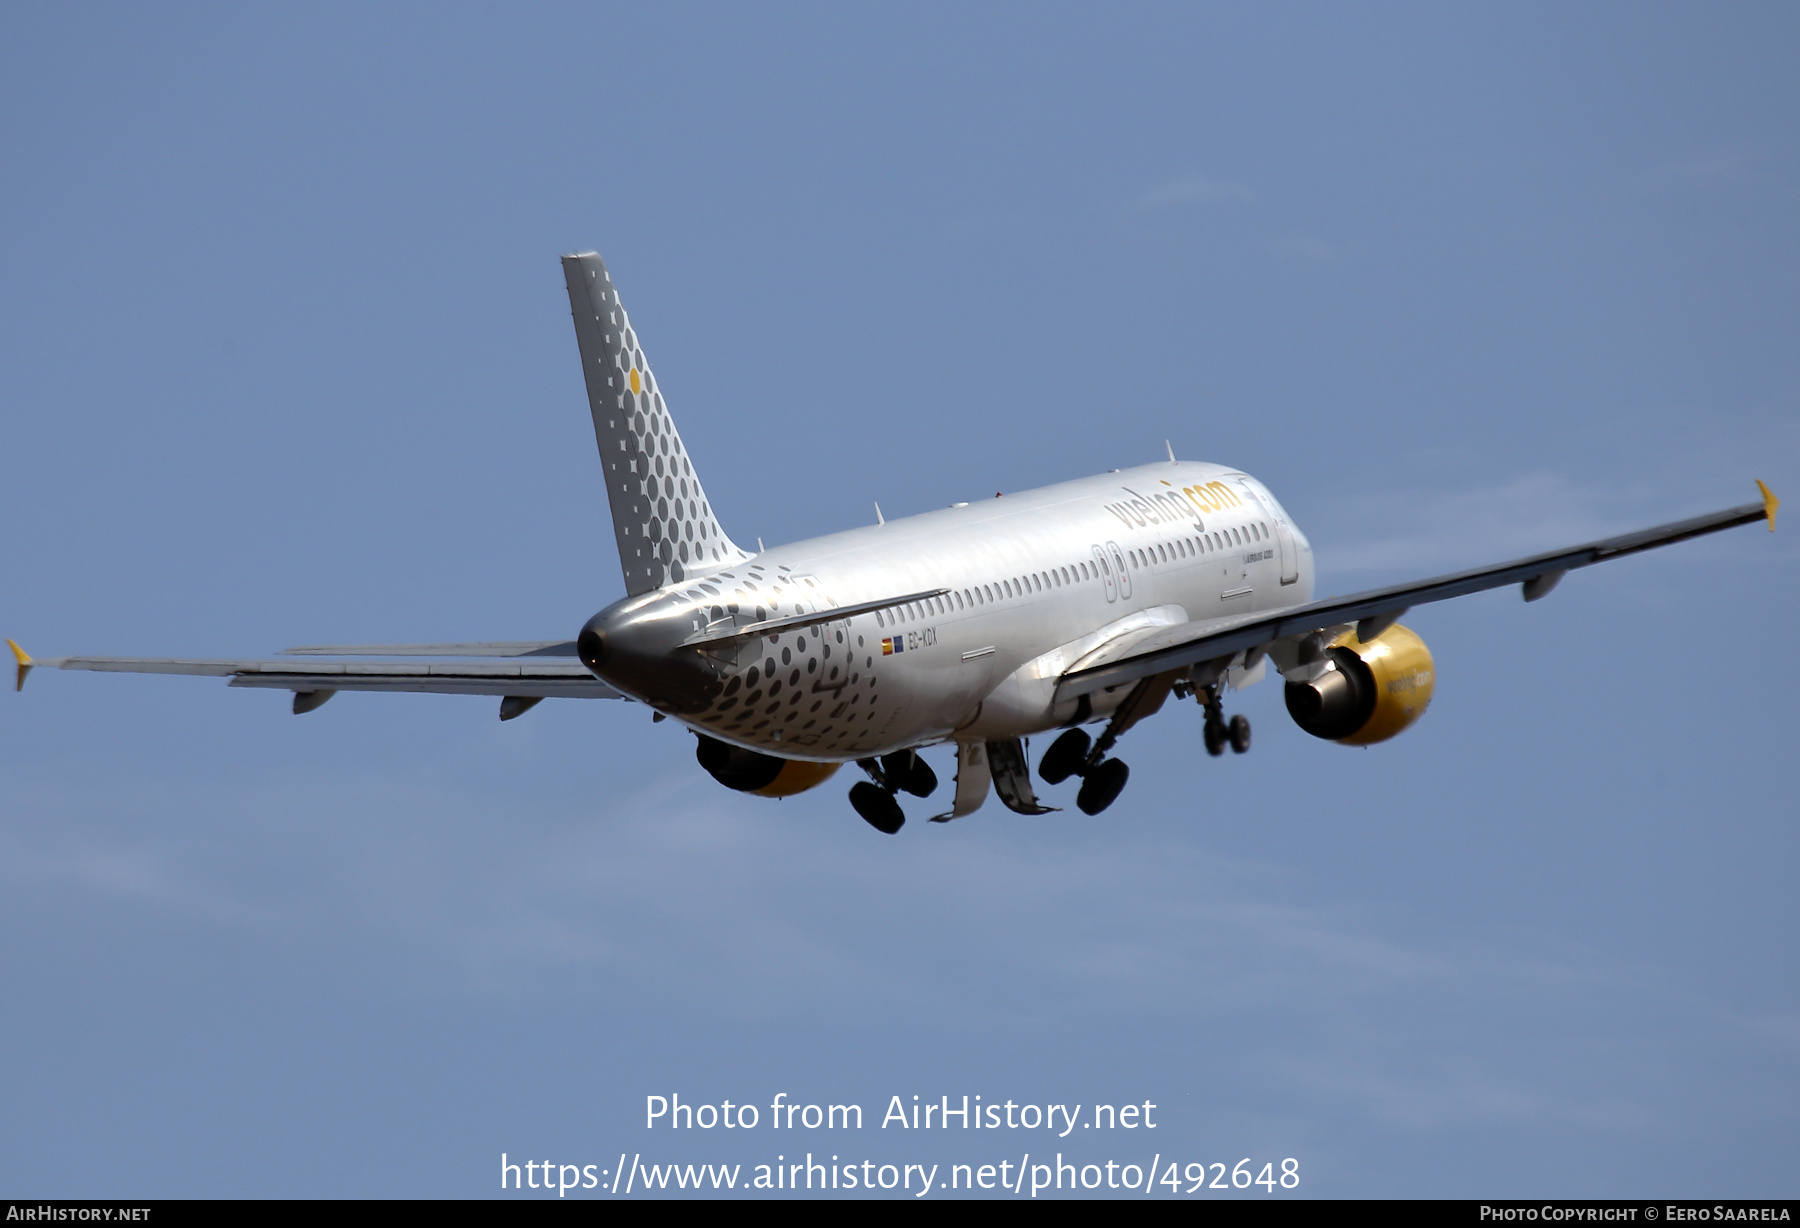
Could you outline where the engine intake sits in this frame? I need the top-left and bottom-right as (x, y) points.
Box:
(1284, 624), (1435, 746)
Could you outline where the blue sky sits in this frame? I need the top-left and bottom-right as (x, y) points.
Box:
(2, 3), (1796, 1198)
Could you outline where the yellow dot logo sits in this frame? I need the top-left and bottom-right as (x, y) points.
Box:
(629, 368), (642, 395)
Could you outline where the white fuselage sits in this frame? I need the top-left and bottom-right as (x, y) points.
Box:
(594, 461), (1314, 761)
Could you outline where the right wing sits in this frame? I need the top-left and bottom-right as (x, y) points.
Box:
(1057, 484), (1778, 701)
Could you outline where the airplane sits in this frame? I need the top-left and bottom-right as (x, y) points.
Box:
(9, 252), (1782, 833)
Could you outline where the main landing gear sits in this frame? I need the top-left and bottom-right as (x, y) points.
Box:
(1038, 727), (1132, 816)
(1038, 672), (1174, 815)
(1198, 683), (1251, 757)
(1040, 677), (1254, 816)
(848, 749), (938, 834)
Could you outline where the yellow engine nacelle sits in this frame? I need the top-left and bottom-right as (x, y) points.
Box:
(694, 734), (841, 797)
(1283, 624), (1436, 746)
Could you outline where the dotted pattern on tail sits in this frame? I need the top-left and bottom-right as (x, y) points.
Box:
(562, 252), (747, 595)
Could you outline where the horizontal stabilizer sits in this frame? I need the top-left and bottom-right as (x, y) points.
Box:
(685, 589), (952, 647)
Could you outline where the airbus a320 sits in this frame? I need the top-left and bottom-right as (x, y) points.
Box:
(11, 253), (1780, 832)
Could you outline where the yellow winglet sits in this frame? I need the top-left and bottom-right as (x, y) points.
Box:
(8, 639), (32, 692)
(1757, 479), (1779, 532)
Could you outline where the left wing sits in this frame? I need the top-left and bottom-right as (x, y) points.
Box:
(1057, 483), (1779, 701)
(9, 639), (622, 712)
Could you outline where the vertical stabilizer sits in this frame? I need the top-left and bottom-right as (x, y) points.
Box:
(562, 252), (747, 595)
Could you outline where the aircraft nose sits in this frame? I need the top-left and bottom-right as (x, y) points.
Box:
(577, 600), (720, 713)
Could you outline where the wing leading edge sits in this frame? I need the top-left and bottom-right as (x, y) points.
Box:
(1056, 485), (1779, 702)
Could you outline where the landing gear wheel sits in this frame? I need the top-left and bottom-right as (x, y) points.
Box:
(881, 750), (938, 798)
(849, 781), (905, 834)
(1228, 714), (1252, 754)
(1204, 719), (1228, 757)
(1076, 758), (1130, 815)
(1039, 728), (1092, 785)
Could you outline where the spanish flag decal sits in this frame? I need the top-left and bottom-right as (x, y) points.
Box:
(881, 637), (902, 655)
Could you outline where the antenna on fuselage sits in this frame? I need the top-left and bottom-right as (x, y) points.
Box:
(1166, 440), (1177, 462)
(874, 502), (885, 526)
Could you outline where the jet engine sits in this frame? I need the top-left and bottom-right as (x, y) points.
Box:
(1283, 624), (1435, 746)
(694, 734), (841, 797)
